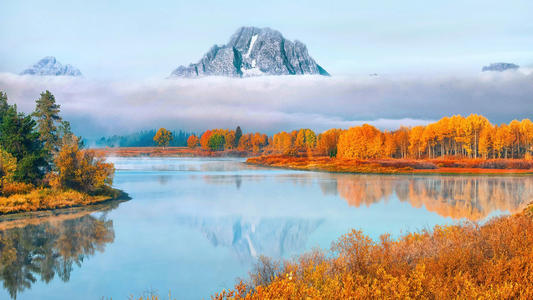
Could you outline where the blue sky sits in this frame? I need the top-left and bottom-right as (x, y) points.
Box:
(1, 0), (533, 79)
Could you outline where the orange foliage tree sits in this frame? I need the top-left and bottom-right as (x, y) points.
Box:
(187, 135), (199, 149)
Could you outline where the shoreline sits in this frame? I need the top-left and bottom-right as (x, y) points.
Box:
(0, 197), (128, 229)
(91, 146), (256, 158)
(0, 188), (130, 216)
(246, 155), (533, 176)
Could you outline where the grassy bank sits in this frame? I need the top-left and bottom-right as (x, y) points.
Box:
(213, 204), (533, 299)
(247, 155), (533, 175)
(0, 187), (126, 215)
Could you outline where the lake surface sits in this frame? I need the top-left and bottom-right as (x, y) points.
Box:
(1, 157), (532, 299)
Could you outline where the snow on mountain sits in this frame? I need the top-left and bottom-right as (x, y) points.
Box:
(20, 56), (82, 76)
(170, 26), (329, 78)
(482, 62), (520, 72)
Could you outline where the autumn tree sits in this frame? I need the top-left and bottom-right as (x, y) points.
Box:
(237, 134), (252, 151)
(187, 134), (200, 148)
(337, 124), (382, 159)
(251, 132), (268, 153)
(0, 147), (17, 192)
(393, 127), (410, 158)
(53, 137), (114, 194)
(200, 130), (213, 150)
(225, 130), (236, 149)
(153, 128), (173, 148)
(408, 126), (425, 159)
(317, 129), (342, 157)
(272, 131), (294, 155)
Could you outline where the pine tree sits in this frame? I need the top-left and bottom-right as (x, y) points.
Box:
(33, 90), (62, 156)
(235, 126), (242, 148)
(0, 91), (9, 120)
(0, 105), (47, 183)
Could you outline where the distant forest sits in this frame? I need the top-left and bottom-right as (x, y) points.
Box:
(94, 130), (195, 147)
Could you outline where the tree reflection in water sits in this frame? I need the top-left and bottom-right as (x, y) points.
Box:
(0, 206), (117, 299)
(329, 175), (533, 221)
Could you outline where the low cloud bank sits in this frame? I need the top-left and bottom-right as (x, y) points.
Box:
(0, 72), (532, 138)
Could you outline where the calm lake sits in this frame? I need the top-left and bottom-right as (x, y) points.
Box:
(1, 157), (531, 299)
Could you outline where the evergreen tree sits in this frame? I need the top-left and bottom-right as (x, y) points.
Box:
(0, 105), (47, 183)
(58, 120), (79, 147)
(235, 126), (242, 148)
(33, 90), (62, 155)
(0, 91), (9, 121)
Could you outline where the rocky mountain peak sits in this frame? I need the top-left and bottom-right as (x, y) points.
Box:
(482, 62), (519, 72)
(20, 56), (82, 76)
(170, 26), (329, 78)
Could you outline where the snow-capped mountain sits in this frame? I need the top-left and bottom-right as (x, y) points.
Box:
(20, 56), (82, 76)
(482, 62), (519, 72)
(170, 26), (329, 78)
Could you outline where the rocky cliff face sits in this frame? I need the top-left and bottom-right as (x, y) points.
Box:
(170, 27), (329, 78)
(20, 56), (82, 76)
(482, 62), (519, 72)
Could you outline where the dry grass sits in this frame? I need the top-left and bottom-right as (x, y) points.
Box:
(0, 188), (122, 215)
(247, 155), (533, 175)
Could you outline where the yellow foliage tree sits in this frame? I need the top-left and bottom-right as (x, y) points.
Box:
(53, 139), (114, 194)
(153, 128), (173, 148)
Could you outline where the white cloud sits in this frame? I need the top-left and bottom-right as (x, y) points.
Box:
(0, 72), (531, 138)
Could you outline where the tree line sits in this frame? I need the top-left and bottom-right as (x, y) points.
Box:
(96, 129), (194, 147)
(185, 126), (269, 152)
(272, 114), (533, 159)
(182, 114), (533, 159)
(0, 90), (114, 197)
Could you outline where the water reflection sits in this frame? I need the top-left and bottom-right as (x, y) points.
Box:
(200, 171), (533, 222)
(0, 202), (121, 299)
(177, 216), (322, 262)
(332, 175), (532, 221)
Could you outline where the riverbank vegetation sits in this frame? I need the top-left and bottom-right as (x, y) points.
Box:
(98, 115), (533, 173)
(269, 114), (533, 160)
(0, 91), (120, 215)
(214, 205), (533, 299)
(246, 114), (533, 173)
(247, 155), (533, 174)
(187, 126), (269, 153)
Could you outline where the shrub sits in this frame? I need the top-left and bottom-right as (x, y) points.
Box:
(53, 140), (114, 194)
(214, 212), (533, 299)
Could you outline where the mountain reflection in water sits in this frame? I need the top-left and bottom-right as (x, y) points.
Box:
(177, 215), (323, 262)
(0, 203), (119, 299)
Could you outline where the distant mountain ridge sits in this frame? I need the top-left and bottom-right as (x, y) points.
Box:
(482, 62), (519, 72)
(170, 26), (329, 78)
(21, 56), (82, 76)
